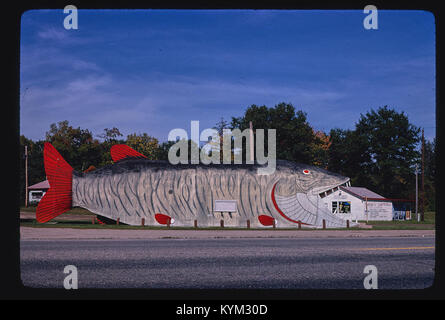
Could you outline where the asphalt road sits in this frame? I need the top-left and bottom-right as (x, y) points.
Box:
(20, 237), (435, 289)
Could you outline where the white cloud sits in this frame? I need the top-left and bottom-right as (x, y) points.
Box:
(21, 69), (346, 141)
(37, 27), (69, 40)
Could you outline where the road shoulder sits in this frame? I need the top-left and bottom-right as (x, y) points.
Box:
(20, 227), (435, 240)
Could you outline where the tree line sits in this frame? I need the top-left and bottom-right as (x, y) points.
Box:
(19, 103), (436, 210)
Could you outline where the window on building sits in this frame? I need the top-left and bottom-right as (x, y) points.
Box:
(332, 201), (338, 213)
(339, 201), (351, 213)
(32, 191), (43, 199)
(332, 201), (351, 214)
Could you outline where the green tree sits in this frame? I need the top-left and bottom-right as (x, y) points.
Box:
(97, 127), (125, 166)
(156, 141), (176, 161)
(213, 117), (230, 163)
(126, 133), (159, 159)
(331, 106), (420, 199)
(327, 128), (372, 187)
(98, 127), (124, 143)
(231, 103), (316, 164)
(45, 120), (102, 171)
(310, 130), (331, 169)
(424, 138), (436, 211)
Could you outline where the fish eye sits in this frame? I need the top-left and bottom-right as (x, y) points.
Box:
(302, 169), (310, 175)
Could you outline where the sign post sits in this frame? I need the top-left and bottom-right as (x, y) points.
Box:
(25, 146), (28, 208)
(365, 196), (368, 223)
(414, 164), (420, 222)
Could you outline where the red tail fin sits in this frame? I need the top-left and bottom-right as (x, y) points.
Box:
(36, 143), (73, 223)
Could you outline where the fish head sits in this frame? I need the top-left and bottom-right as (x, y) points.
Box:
(275, 161), (349, 196)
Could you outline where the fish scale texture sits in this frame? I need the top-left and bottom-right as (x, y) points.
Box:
(72, 159), (349, 228)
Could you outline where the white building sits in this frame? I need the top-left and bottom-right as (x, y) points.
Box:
(319, 186), (394, 221)
(28, 180), (50, 204)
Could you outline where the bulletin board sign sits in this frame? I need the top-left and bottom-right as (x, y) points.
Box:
(214, 200), (237, 212)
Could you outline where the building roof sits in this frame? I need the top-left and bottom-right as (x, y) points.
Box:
(28, 180), (50, 190)
(340, 186), (385, 200)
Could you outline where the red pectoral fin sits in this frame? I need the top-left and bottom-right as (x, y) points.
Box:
(155, 213), (173, 225)
(258, 215), (275, 226)
(110, 144), (147, 162)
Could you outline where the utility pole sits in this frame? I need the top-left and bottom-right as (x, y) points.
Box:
(365, 196), (368, 223)
(421, 129), (425, 222)
(415, 163), (419, 222)
(249, 121), (254, 163)
(215, 117), (228, 163)
(25, 145), (28, 208)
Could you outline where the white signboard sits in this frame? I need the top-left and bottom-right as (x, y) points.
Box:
(214, 200), (237, 212)
(366, 201), (393, 220)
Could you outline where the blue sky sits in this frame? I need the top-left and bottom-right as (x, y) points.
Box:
(20, 9), (436, 143)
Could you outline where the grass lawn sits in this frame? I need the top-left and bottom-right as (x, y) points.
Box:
(19, 221), (365, 231)
(20, 207), (436, 230)
(360, 212), (435, 230)
(19, 221), (435, 230)
(20, 206), (95, 216)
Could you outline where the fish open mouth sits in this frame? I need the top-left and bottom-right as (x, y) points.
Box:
(315, 180), (351, 199)
(271, 179), (351, 227)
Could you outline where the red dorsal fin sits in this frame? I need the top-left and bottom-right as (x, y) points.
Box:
(110, 144), (147, 162)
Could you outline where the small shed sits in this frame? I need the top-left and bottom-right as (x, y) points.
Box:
(392, 200), (414, 220)
(28, 180), (50, 204)
(320, 186), (394, 221)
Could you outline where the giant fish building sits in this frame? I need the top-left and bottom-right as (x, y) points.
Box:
(37, 143), (357, 228)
